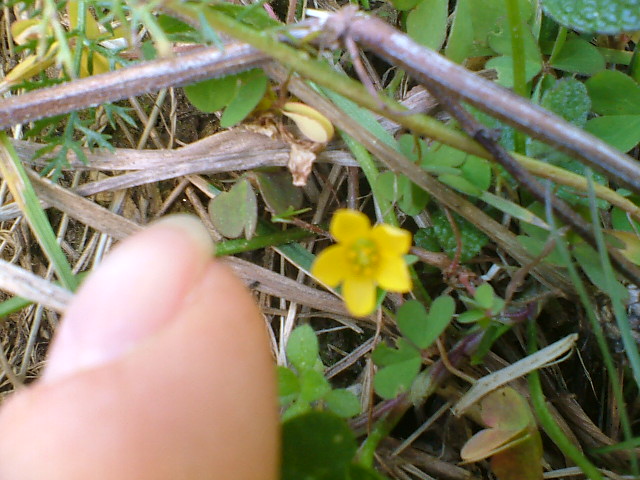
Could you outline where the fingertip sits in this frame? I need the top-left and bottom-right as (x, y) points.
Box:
(43, 215), (215, 383)
(152, 214), (215, 258)
(0, 256), (279, 480)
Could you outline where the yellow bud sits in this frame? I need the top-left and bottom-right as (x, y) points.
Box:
(281, 101), (335, 143)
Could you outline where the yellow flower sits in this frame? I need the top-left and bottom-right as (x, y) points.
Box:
(311, 209), (412, 317)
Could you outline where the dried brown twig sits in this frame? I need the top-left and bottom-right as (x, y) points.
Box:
(318, 6), (640, 195)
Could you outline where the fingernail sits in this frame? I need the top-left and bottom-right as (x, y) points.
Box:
(152, 214), (215, 257)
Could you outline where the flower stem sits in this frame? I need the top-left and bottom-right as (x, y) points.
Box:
(214, 223), (314, 257)
(504, 0), (527, 153)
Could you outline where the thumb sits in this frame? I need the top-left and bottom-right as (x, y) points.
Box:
(0, 215), (279, 480)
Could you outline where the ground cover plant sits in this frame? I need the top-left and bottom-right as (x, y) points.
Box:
(1, 0), (640, 478)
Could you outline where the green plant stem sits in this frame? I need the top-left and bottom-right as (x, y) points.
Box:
(43, 0), (74, 76)
(384, 69), (404, 96)
(214, 226), (313, 256)
(356, 398), (409, 468)
(505, 0), (527, 98)
(586, 172), (640, 473)
(0, 133), (77, 291)
(0, 296), (36, 322)
(408, 265), (432, 305)
(543, 191), (638, 475)
(72, 0), (87, 77)
(527, 321), (604, 480)
(504, 0), (527, 153)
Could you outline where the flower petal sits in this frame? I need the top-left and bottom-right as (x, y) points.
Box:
(376, 256), (412, 292)
(330, 209), (371, 244)
(311, 244), (347, 287)
(372, 224), (412, 256)
(343, 276), (377, 317)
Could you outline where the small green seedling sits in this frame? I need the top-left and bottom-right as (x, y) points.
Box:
(458, 283), (505, 326)
(372, 295), (455, 399)
(279, 325), (387, 479)
(278, 325), (361, 421)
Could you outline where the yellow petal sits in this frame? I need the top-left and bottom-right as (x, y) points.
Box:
(11, 19), (41, 45)
(81, 50), (110, 77)
(311, 244), (347, 287)
(343, 276), (377, 317)
(330, 209), (371, 244)
(1, 44), (57, 92)
(376, 256), (412, 292)
(68, 0), (103, 39)
(282, 102), (334, 143)
(372, 224), (412, 256)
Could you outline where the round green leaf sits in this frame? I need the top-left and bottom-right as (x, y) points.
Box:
(374, 358), (421, 400)
(586, 70), (640, 115)
(484, 56), (541, 89)
(373, 339), (421, 399)
(431, 210), (489, 262)
(540, 78), (591, 126)
(208, 178), (257, 239)
(516, 235), (566, 266)
(220, 70), (268, 127)
(611, 204), (640, 232)
(585, 115), (640, 152)
(324, 389), (361, 418)
(286, 324), (320, 372)
(184, 75), (238, 113)
(457, 309), (488, 324)
(414, 228), (441, 252)
(396, 300), (429, 347)
(282, 399), (312, 422)
(278, 366), (300, 404)
(445, 0), (474, 63)
(541, 0), (640, 34)
(372, 339), (419, 366)
(397, 176), (429, 216)
(407, 0), (448, 50)
(461, 156), (492, 191)
(426, 294), (455, 327)
(549, 38), (605, 75)
(299, 369), (331, 403)
(253, 170), (303, 215)
(474, 283), (495, 309)
(282, 411), (357, 480)
(439, 174), (482, 196)
(397, 297), (454, 350)
(423, 142), (466, 169)
(375, 171), (400, 204)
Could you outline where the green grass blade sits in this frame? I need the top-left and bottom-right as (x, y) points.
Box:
(0, 132), (77, 291)
(527, 320), (604, 480)
(587, 170), (640, 391)
(543, 183), (638, 474)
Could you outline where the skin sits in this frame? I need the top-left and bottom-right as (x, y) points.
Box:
(0, 215), (279, 480)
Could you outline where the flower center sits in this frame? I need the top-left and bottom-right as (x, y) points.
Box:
(347, 238), (379, 276)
